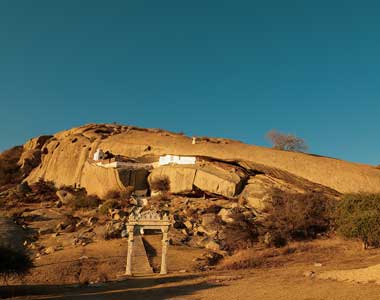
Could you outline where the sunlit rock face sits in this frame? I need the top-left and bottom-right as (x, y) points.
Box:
(19, 123), (380, 198)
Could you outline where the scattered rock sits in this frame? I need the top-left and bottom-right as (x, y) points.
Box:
(44, 246), (56, 255)
(218, 208), (234, 223)
(184, 220), (193, 230)
(56, 190), (75, 205)
(304, 271), (316, 278)
(73, 236), (92, 246)
(205, 240), (221, 252)
(104, 221), (125, 240)
(88, 216), (99, 226)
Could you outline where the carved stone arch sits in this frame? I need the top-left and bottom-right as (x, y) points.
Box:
(125, 209), (171, 276)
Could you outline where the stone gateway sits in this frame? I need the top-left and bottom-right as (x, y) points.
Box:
(125, 210), (171, 276)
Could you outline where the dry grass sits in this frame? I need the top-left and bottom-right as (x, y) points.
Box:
(0, 247), (33, 281)
(217, 247), (287, 270)
(217, 240), (338, 271)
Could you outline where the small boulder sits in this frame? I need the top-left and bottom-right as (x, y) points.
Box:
(56, 190), (75, 205)
(44, 246), (55, 255)
(205, 240), (221, 252)
(218, 208), (235, 223)
(184, 220), (193, 230)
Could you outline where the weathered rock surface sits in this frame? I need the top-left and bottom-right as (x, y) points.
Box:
(81, 162), (148, 197)
(149, 161), (247, 198)
(18, 135), (52, 175)
(240, 174), (307, 211)
(20, 123), (380, 195)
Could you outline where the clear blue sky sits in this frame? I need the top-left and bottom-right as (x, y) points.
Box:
(1, 1), (379, 165)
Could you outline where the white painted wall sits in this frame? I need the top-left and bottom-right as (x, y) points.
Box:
(159, 154), (196, 166)
(93, 149), (104, 161)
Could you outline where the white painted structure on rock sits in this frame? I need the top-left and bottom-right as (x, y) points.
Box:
(158, 154), (196, 166)
(93, 149), (105, 161)
(92, 150), (197, 170)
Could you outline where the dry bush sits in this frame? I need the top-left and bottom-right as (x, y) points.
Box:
(150, 175), (170, 192)
(120, 186), (135, 199)
(219, 211), (258, 252)
(259, 189), (335, 247)
(8, 179), (58, 204)
(104, 190), (121, 200)
(104, 186), (134, 201)
(217, 244), (310, 270)
(0, 247), (32, 281)
(266, 130), (308, 152)
(217, 248), (277, 270)
(99, 199), (119, 215)
(70, 194), (101, 210)
(335, 193), (380, 248)
(0, 146), (23, 187)
(30, 179), (56, 194)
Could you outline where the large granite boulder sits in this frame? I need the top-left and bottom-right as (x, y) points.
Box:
(18, 135), (52, 175)
(148, 165), (196, 194)
(81, 162), (149, 198)
(240, 174), (306, 211)
(148, 161), (247, 198)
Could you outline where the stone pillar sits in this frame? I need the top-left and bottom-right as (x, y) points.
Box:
(160, 226), (169, 275)
(125, 225), (135, 276)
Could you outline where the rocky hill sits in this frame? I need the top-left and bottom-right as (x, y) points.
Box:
(2, 123), (380, 286)
(16, 123), (380, 203)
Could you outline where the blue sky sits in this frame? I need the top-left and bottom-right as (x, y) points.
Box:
(0, 1), (379, 165)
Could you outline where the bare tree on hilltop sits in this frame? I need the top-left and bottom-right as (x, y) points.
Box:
(266, 130), (308, 152)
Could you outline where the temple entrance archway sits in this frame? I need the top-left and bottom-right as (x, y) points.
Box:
(125, 210), (170, 276)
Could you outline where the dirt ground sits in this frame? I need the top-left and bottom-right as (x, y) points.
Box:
(3, 237), (380, 300)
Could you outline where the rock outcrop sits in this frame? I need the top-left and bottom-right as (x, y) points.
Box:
(148, 161), (247, 198)
(240, 174), (307, 211)
(18, 135), (52, 176)
(81, 162), (148, 197)
(18, 123), (380, 197)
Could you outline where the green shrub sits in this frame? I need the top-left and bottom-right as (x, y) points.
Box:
(0, 247), (32, 279)
(259, 189), (335, 246)
(335, 193), (380, 248)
